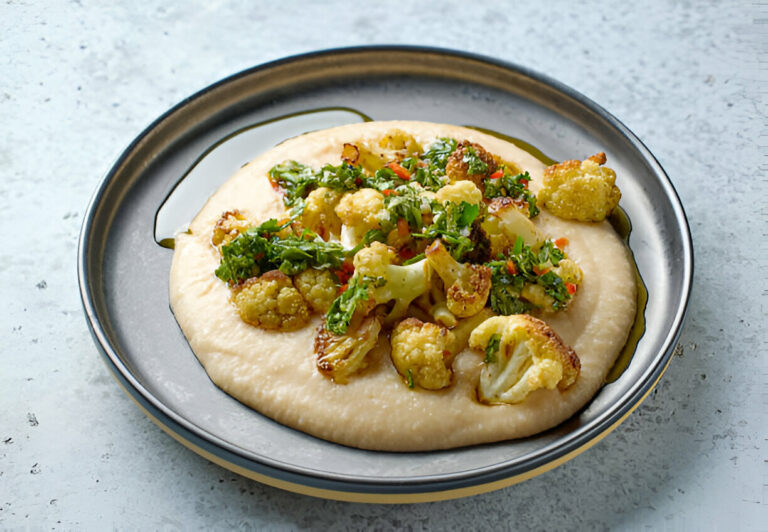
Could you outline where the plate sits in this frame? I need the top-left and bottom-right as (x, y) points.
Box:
(78, 46), (693, 502)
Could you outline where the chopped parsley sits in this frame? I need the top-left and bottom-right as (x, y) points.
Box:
(483, 170), (540, 218)
(463, 145), (489, 175)
(485, 237), (572, 314)
(214, 219), (345, 283)
(325, 275), (384, 335)
(484, 333), (501, 363)
(412, 200), (480, 261)
(406, 369), (415, 389)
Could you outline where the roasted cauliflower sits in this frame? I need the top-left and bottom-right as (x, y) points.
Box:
(231, 270), (310, 331)
(298, 187), (343, 241)
(294, 268), (339, 313)
(435, 180), (483, 207)
(334, 188), (387, 243)
(469, 315), (580, 404)
(211, 210), (252, 248)
(315, 316), (382, 383)
(425, 239), (491, 318)
(445, 140), (497, 189)
(539, 152), (621, 222)
(341, 130), (423, 173)
(481, 197), (543, 257)
(390, 318), (456, 390)
(352, 242), (431, 323)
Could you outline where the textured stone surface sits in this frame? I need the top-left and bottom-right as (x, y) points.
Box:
(1, 0), (765, 529)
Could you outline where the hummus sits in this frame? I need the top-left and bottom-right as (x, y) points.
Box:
(169, 121), (636, 451)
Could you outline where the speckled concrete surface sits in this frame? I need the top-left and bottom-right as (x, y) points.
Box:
(1, 1), (766, 529)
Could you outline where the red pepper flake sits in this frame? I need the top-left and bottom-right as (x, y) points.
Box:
(355, 177), (362, 186)
(442, 350), (452, 359)
(566, 282), (577, 295)
(506, 260), (517, 275)
(388, 161), (411, 180)
(554, 237), (569, 249)
(489, 169), (504, 179)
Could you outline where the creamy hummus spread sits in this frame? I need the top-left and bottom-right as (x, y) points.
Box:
(170, 121), (636, 451)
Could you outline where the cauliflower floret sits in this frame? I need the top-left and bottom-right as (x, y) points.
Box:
(211, 210), (252, 248)
(445, 140), (498, 189)
(294, 268), (339, 313)
(469, 315), (580, 404)
(315, 316), (381, 384)
(340, 130), (423, 173)
(414, 280), (458, 328)
(353, 242), (431, 323)
(481, 197), (543, 257)
(334, 188), (388, 242)
(435, 180), (483, 206)
(231, 270), (310, 331)
(298, 187), (343, 241)
(425, 239), (491, 318)
(539, 152), (621, 222)
(390, 318), (456, 390)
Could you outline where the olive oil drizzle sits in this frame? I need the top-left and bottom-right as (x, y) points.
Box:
(604, 206), (648, 383)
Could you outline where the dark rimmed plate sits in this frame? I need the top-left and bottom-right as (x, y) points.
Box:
(78, 46), (693, 502)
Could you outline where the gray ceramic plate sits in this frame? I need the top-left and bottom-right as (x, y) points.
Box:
(78, 46), (693, 502)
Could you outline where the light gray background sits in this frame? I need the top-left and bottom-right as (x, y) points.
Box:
(2, 1), (766, 530)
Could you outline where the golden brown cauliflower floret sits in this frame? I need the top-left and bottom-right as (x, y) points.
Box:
(231, 270), (310, 331)
(353, 242), (431, 324)
(445, 140), (498, 189)
(425, 239), (491, 318)
(334, 188), (387, 243)
(294, 268), (339, 313)
(435, 180), (483, 206)
(539, 152), (621, 222)
(469, 315), (580, 404)
(315, 316), (382, 384)
(298, 187), (343, 241)
(481, 197), (543, 257)
(340, 130), (423, 173)
(390, 318), (456, 390)
(211, 210), (251, 248)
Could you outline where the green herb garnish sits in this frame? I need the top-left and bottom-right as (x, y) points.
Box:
(412, 200), (480, 261)
(483, 170), (539, 218)
(485, 333), (501, 363)
(463, 145), (489, 175)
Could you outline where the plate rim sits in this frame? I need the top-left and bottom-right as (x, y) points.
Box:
(77, 45), (694, 498)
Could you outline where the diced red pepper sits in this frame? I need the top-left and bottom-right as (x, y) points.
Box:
(533, 265), (549, 276)
(382, 188), (397, 196)
(355, 177), (362, 186)
(339, 283), (348, 294)
(554, 237), (569, 249)
(397, 217), (410, 237)
(388, 161), (411, 180)
(489, 169), (504, 179)
(506, 260), (517, 275)
(566, 282), (577, 295)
